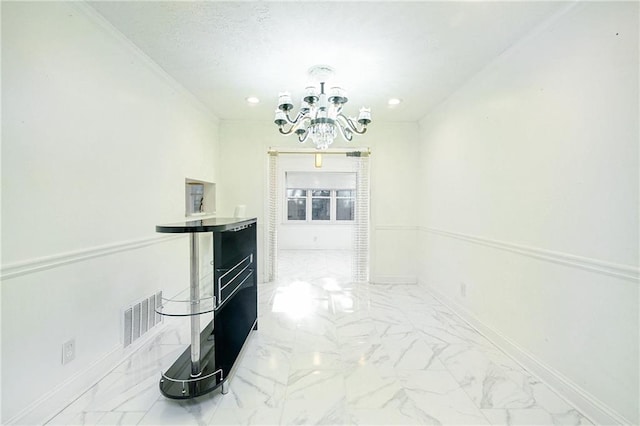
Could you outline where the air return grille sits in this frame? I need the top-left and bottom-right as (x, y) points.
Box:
(123, 291), (162, 348)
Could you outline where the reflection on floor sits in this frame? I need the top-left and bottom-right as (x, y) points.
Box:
(48, 250), (593, 425)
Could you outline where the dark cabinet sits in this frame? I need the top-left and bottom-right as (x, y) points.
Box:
(155, 218), (258, 399)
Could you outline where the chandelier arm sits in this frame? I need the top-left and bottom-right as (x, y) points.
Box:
(286, 111), (309, 125)
(278, 125), (295, 135)
(337, 113), (368, 135)
(336, 122), (354, 142)
(279, 114), (311, 136)
(297, 130), (310, 144)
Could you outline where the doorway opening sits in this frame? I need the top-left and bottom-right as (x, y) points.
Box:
(266, 148), (370, 283)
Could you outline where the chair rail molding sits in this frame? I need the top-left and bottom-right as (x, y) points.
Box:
(1, 234), (184, 280)
(375, 224), (419, 231)
(421, 227), (639, 283)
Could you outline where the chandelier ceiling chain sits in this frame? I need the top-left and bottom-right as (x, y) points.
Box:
(274, 66), (372, 150)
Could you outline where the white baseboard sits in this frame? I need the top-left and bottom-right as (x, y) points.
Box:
(423, 283), (632, 426)
(6, 322), (170, 425)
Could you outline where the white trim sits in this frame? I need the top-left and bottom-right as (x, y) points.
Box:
(1, 235), (184, 280)
(421, 227), (639, 282)
(6, 322), (170, 425)
(375, 225), (419, 231)
(422, 284), (631, 426)
(371, 275), (418, 284)
(419, 2), (579, 123)
(71, 2), (219, 125)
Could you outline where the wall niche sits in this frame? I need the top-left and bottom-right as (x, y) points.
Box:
(185, 179), (215, 217)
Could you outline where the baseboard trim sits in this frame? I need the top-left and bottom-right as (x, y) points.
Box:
(6, 322), (170, 425)
(1, 234), (183, 280)
(423, 283), (632, 426)
(421, 227), (639, 282)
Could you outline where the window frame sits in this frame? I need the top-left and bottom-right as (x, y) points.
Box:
(285, 189), (308, 221)
(335, 189), (356, 221)
(284, 188), (355, 224)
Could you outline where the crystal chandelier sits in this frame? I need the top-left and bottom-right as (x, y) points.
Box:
(274, 66), (372, 150)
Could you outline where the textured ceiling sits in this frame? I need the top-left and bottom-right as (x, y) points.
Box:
(88, 1), (567, 122)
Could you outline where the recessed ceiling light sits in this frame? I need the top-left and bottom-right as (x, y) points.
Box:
(246, 96), (260, 105)
(388, 98), (402, 106)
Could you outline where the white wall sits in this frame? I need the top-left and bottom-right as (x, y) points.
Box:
(368, 123), (420, 284)
(417, 2), (638, 424)
(8, 2), (633, 423)
(218, 120), (420, 283)
(1, 2), (219, 423)
(279, 224), (352, 250)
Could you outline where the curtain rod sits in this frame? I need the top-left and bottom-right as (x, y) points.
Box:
(268, 147), (371, 156)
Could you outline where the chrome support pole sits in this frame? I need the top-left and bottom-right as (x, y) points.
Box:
(189, 233), (201, 377)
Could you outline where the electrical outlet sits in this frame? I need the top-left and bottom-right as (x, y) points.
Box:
(62, 339), (76, 365)
(460, 282), (467, 298)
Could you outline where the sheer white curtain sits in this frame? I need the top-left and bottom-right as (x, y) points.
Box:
(352, 152), (370, 283)
(267, 152), (278, 281)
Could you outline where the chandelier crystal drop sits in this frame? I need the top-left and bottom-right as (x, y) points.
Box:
(274, 66), (372, 150)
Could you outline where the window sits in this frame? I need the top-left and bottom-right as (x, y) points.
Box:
(286, 189), (307, 220)
(286, 189), (354, 222)
(336, 190), (355, 221)
(284, 172), (356, 223)
(311, 190), (331, 221)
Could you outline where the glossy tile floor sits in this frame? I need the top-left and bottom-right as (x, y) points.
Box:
(48, 250), (593, 425)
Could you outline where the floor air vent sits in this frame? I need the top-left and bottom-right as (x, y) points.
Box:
(123, 291), (162, 348)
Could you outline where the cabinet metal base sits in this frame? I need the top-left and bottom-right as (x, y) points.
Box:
(159, 321), (222, 399)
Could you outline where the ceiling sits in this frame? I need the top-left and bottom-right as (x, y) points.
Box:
(88, 1), (567, 123)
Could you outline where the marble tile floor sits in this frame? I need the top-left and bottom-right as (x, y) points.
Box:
(48, 250), (593, 425)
